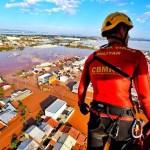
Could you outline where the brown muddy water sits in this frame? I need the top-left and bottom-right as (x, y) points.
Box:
(0, 46), (93, 76)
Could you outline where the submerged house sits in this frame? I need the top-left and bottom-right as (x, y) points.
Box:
(24, 125), (47, 144)
(38, 73), (56, 84)
(45, 99), (67, 120)
(17, 139), (39, 150)
(11, 89), (33, 101)
(52, 134), (76, 150)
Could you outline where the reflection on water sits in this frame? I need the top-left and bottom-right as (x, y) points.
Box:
(0, 39), (150, 76)
(0, 46), (93, 75)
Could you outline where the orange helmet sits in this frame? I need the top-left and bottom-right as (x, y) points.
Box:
(101, 12), (133, 37)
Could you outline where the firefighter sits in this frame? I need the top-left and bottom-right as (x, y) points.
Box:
(78, 12), (150, 150)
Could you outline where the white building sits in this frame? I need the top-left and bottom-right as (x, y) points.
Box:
(2, 103), (16, 112)
(24, 125), (46, 144)
(0, 77), (4, 84)
(38, 122), (54, 136)
(52, 130), (63, 142)
(52, 134), (76, 150)
(72, 82), (79, 94)
(2, 84), (11, 91)
(45, 99), (67, 120)
(0, 40), (3, 45)
(11, 89), (33, 101)
(38, 73), (53, 84)
(0, 97), (11, 105)
(72, 81), (93, 93)
(0, 110), (17, 124)
(59, 76), (68, 82)
(53, 143), (70, 150)
(6, 36), (20, 41)
(0, 103), (17, 124)
(72, 57), (87, 66)
(17, 139), (39, 150)
(37, 62), (53, 67)
(63, 66), (71, 71)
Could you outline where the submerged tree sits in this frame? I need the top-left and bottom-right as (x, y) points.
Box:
(10, 134), (18, 149)
(17, 100), (28, 119)
(0, 88), (3, 98)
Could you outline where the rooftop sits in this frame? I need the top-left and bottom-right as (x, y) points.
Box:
(25, 125), (46, 143)
(2, 103), (16, 112)
(39, 122), (53, 136)
(60, 125), (80, 140)
(43, 117), (60, 128)
(77, 133), (87, 144)
(17, 139), (39, 150)
(0, 110), (17, 124)
(45, 99), (66, 114)
(39, 73), (53, 78)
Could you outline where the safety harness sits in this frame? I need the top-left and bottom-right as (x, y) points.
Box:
(92, 51), (132, 81)
(88, 51), (144, 141)
(90, 100), (136, 138)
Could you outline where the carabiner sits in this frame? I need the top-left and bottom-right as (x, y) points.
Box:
(131, 119), (143, 138)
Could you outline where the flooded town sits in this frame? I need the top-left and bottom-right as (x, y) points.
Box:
(1, 0), (150, 149)
(0, 34), (150, 150)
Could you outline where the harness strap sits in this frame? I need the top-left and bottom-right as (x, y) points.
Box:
(93, 51), (132, 81)
(90, 100), (135, 117)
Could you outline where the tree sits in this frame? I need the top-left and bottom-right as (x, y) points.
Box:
(10, 135), (18, 149)
(17, 100), (24, 109)
(0, 88), (3, 98)
(17, 101), (28, 120)
(0, 93), (3, 98)
(10, 139), (18, 149)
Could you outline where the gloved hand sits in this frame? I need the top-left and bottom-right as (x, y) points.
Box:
(78, 102), (89, 115)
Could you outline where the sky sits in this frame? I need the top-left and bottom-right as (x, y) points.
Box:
(0, 0), (150, 39)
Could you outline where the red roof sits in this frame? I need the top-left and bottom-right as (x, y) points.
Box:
(60, 125), (70, 133)
(34, 70), (39, 73)
(11, 101), (19, 108)
(72, 143), (80, 150)
(72, 143), (87, 150)
(68, 127), (80, 140)
(49, 139), (56, 146)
(43, 117), (59, 128)
(0, 83), (9, 88)
(60, 126), (80, 140)
(77, 133), (87, 144)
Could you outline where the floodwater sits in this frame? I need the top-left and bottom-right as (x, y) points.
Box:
(82, 39), (150, 51)
(0, 41), (149, 149)
(0, 46), (93, 76)
(0, 40), (150, 76)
